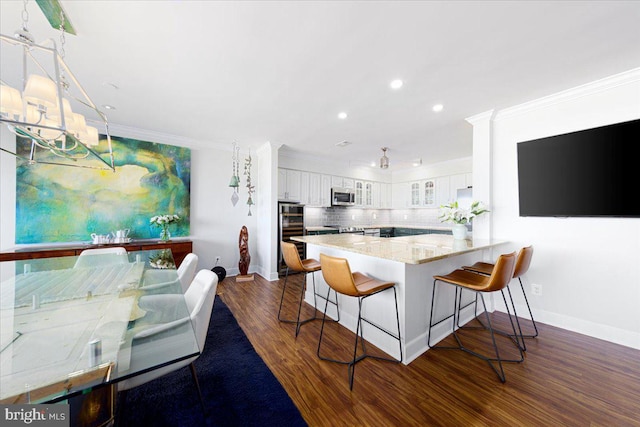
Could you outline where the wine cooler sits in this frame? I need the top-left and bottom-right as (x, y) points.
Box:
(278, 202), (305, 275)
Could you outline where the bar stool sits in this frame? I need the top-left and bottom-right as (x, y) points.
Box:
(463, 246), (537, 350)
(428, 251), (522, 382)
(278, 241), (339, 337)
(318, 253), (402, 390)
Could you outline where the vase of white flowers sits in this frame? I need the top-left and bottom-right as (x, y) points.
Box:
(150, 214), (180, 242)
(149, 249), (175, 269)
(439, 200), (489, 239)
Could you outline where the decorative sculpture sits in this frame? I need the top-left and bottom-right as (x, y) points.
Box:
(236, 225), (254, 282)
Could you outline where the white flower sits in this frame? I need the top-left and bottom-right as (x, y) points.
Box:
(150, 214), (181, 226)
(439, 200), (489, 225)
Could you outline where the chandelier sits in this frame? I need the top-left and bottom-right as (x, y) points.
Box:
(0, 2), (114, 171)
(380, 147), (389, 169)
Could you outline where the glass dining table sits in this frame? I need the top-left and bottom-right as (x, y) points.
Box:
(0, 248), (199, 406)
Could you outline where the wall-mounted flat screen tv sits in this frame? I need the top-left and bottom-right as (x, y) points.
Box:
(517, 118), (640, 217)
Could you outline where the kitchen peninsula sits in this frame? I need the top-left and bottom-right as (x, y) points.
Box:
(292, 233), (507, 364)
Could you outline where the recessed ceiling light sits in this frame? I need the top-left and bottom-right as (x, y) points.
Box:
(432, 104), (444, 112)
(102, 104), (116, 110)
(337, 112), (348, 120)
(390, 79), (403, 90)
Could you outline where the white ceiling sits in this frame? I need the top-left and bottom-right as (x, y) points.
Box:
(1, 1), (639, 170)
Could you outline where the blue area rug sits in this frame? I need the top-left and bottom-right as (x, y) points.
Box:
(119, 297), (307, 426)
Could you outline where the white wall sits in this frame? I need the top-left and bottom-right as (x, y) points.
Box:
(0, 124), (265, 278)
(472, 68), (640, 349)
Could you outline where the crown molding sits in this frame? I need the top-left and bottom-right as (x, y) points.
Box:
(494, 67), (640, 121)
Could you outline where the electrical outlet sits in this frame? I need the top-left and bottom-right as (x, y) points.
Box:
(531, 283), (542, 296)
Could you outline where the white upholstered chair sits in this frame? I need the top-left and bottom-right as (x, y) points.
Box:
(74, 247), (128, 268)
(117, 269), (218, 412)
(177, 253), (198, 292)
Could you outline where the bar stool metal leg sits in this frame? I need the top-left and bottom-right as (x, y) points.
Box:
(427, 252), (523, 382)
(318, 286), (402, 390)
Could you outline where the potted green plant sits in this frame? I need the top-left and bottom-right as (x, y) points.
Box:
(439, 200), (489, 239)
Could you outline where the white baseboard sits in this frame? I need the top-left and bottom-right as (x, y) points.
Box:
(494, 299), (640, 350)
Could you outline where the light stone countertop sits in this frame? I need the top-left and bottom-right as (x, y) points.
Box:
(304, 224), (454, 232)
(291, 233), (506, 265)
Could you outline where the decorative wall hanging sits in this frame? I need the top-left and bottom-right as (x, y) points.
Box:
(244, 149), (255, 216)
(15, 134), (191, 243)
(229, 142), (240, 206)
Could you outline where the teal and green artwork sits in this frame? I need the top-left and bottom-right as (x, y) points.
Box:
(15, 135), (190, 243)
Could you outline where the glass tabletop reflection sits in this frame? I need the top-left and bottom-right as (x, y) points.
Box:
(0, 249), (199, 404)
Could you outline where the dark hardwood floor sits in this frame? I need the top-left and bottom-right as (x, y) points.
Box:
(216, 273), (640, 426)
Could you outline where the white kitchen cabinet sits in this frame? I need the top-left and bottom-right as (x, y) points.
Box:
(435, 176), (451, 206)
(392, 182), (409, 208)
(342, 178), (354, 189)
(354, 180), (364, 206)
(320, 174), (332, 207)
(331, 176), (354, 189)
(278, 168), (301, 201)
(308, 172), (322, 206)
(380, 183), (391, 208)
(369, 182), (379, 208)
(365, 182), (374, 207)
(300, 172), (310, 204)
(422, 180), (436, 206)
(409, 182), (420, 207)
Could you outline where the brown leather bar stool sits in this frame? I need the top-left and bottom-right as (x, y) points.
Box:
(427, 251), (522, 383)
(318, 253), (402, 390)
(463, 246), (537, 350)
(278, 241), (339, 337)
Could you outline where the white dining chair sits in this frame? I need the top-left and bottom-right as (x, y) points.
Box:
(74, 247), (129, 268)
(117, 269), (218, 413)
(177, 253), (198, 292)
(141, 252), (199, 293)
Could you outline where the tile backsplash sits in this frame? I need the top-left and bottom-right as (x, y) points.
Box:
(305, 207), (443, 227)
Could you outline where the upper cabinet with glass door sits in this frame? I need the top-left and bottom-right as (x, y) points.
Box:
(423, 180), (436, 207)
(354, 181), (364, 206)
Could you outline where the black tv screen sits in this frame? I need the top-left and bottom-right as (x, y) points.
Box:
(517, 119), (640, 217)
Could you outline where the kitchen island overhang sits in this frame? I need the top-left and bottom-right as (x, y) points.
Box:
(291, 234), (508, 364)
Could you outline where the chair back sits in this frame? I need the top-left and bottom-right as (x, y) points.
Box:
(320, 253), (359, 297)
(484, 251), (517, 292)
(281, 241), (306, 272)
(513, 246), (533, 278)
(185, 269), (218, 350)
(177, 253), (199, 292)
(74, 247), (128, 268)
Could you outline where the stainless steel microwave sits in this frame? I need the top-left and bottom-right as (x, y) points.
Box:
(331, 187), (355, 206)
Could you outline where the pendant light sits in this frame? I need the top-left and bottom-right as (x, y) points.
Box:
(0, 1), (114, 171)
(380, 147), (390, 169)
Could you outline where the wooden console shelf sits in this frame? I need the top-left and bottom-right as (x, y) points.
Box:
(0, 240), (193, 267)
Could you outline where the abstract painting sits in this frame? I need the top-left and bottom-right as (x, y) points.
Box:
(15, 135), (190, 243)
